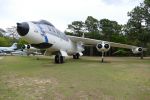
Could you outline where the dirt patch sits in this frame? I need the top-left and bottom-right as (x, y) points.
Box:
(0, 57), (4, 60)
(2, 73), (59, 100)
(66, 90), (115, 100)
(6, 77), (58, 88)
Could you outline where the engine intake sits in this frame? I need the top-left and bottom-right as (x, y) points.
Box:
(27, 45), (30, 49)
(104, 44), (110, 49)
(22, 44), (31, 49)
(96, 42), (110, 52)
(97, 44), (102, 49)
(132, 47), (143, 54)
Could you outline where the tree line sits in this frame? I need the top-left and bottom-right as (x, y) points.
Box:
(65, 0), (150, 56)
(0, 27), (27, 48)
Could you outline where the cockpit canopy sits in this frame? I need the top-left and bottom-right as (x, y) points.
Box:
(32, 20), (55, 27)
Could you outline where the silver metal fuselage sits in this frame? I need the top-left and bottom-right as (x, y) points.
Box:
(20, 21), (84, 55)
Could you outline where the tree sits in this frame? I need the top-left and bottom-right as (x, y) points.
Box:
(17, 38), (29, 49)
(6, 26), (20, 41)
(0, 28), (5, 37)
(99, 19), (122, 41)
(85, 16), (99, 33)
(84, 16), (102, 39)
(0, 37), (11, 46)
(67, 21), (85, 37)
(126, 2), (150, 47)
(0, 32), (3, 37)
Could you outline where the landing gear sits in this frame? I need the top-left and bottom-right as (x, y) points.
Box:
(101, 51), (104, 63)
(55, 55), (64, 64)
(55, 55), (59, 63)
(73, 53), (79, 59)
(140, 51), (143, 59)
(60, 56), (64, 63)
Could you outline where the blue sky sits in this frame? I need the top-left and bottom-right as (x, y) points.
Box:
(0, 0), (144, 31)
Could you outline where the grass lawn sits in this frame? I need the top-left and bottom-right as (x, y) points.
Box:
(0, 56), (150, 100)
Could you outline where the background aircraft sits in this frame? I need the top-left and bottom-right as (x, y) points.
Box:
(16, 20), (146, 63)
(0, 43), (17, 54)
(11, 49), (26, 55)
(21, 44), (42, 56)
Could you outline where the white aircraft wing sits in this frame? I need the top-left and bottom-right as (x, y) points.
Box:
(67, 35), (147, 51)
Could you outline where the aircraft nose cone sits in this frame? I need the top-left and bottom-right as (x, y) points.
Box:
(17, 22), (29, 36)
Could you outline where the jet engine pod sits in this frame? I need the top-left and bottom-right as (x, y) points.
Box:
(27, 44), (30, 49)
(96, 41), (110, 52)
(132, 47), (143, 54)
(17, 22), (29, 36)
(22, 44), (31, 49)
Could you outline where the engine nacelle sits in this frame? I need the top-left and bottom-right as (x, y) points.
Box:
(132, 47), (143, 54)
(22, 44), (31, 49)
(96, 41), (110, 52)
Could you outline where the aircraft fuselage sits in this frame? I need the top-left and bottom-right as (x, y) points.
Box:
(17, 20), (84, 55)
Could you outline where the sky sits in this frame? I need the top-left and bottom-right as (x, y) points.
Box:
(0, 0), (144, 32)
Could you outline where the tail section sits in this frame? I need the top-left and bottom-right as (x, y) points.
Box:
(11, 43), (17, 49)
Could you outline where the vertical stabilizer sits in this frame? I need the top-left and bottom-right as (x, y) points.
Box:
(11, 43), (17, 49)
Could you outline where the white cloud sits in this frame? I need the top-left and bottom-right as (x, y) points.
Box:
(0, 0), (144, 31)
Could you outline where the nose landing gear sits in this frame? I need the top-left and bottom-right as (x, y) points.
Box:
(55, 55), (64, 64)
(73, 53), (79, 59)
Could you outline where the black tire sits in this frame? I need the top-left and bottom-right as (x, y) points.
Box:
(73, 55), (76, 59)
(60, 56), (64, 63)
(76, 53), (79, 59)
(55, 55), (59, 63)
(73, 53), (79, 59)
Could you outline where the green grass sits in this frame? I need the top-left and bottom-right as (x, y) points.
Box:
(0, 56), (150, 100)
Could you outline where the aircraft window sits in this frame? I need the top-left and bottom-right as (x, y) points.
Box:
(55, 29), (61, 37)
(32, 20), (55, 27)
(52, 28), (56, 33)
(47, 26), (60, 37)
(60, 32), (68, 40)
(36, 23), (69, 41)
(37, 24), (45, 34)
(39, 20), (55, 27)
(57, 30), (69, 41)
(48, 26), (51, 31)
(42, 25), (49, 33)
(37, 24), (50, 34)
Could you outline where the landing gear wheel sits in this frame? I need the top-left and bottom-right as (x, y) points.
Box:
(76, 53), (79, 59)
(55, 55), (64, 64)
(73, 53), (79, 59)
(60, 56), (64, 63)
(73, 55), (76, 59)
(55, 55), (59, 63)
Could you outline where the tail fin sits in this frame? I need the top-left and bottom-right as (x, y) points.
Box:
(11, 43), (17, 49)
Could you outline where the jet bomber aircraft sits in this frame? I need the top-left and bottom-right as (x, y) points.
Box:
(16, 20), (145, 63)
